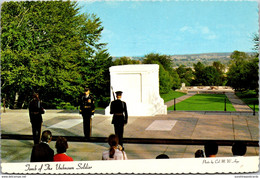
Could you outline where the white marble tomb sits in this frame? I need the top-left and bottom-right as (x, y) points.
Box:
(105, 64), (167, 116)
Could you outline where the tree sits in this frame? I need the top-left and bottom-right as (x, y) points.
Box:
(176, 65), (186, 79)
(1, 1), (112, 108)
(158, 64), (174, 94)
(170, 69), (181, 90)
(143, 53), (173, 72)
(253, 33), (259, 52)
(176, 65), (194, 86)
(245, 56), (259, 93)
(143, 53), (181, 93)
(192, 61), (225, 86)
(212, 61), (225, 74)
(212, 61), (226, 85)
(227, 51), (258, 92)
(192, 62), (205, 86)
(227, 51), (248, 91)
(201, 66), (222, 86)
(113, 56), (140, 65)
(83, 49), (113, 107)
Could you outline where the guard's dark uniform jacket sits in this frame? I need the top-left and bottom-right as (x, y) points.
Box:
(80, 94), (95, 115)
(110, 99), (128, 146)
(80, 94), (95, 138)
(110, 99), (128, 125)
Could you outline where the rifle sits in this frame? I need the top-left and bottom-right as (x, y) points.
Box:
(111, 86), (116, 101)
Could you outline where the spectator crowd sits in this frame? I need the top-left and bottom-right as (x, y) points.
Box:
(30, 130), (127, 162)
(30, 130), (247, 162)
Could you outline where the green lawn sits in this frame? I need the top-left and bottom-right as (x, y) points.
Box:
(168, 94), (236, 111)
(235, 91), (259, 112)
(160, 90), (186, 102)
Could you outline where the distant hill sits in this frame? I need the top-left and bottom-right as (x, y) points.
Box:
(170, 52), (232, 58)
(112, 52), (256, 67)
(169, 52), (232, 67)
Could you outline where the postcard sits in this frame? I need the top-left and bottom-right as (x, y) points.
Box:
(1, 0), (259, 176)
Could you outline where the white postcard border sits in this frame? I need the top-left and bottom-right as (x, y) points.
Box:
(1, 156), (259, 174)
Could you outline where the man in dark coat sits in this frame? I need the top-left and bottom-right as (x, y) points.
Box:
(29, 93), (44, 145)
(79, 88), (95, 139)
(204, 141), (218, 157)
(110, 91), (128, 147)
(30, 130), (54, 162)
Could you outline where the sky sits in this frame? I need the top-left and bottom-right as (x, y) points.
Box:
(77, 0), (259, 57)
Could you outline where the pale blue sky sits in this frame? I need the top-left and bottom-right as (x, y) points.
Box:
(77, 0), (259, 57)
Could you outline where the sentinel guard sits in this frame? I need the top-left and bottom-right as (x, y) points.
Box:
(110, 91), (128, 148)
(79, 88), (95, 139)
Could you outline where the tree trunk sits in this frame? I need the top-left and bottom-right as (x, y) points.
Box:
(13, 92), (19, 109)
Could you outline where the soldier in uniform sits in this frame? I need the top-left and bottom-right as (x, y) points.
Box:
(110, 91), (128, 147)
(29, 93), (44, 145)
(79, 88), (95, 139)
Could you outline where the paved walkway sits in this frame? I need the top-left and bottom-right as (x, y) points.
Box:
(225, 93), (253, 112)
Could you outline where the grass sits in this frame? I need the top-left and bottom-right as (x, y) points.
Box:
(160, 90), (186, 102)
(235, 90), (259, 112)
(168, 94), (236, 111)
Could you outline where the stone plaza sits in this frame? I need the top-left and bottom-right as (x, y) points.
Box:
(1, 104), (259, 163)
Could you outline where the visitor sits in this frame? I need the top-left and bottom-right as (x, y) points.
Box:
(204, 141), (218, 157)
(30, 130), (54, 162)
(156, 154), (169, 159)
(53, 136), (73, 161)
(232, 141), (247, 156)
(195, 149), (205, 158)
(102, 134), (127, 160)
